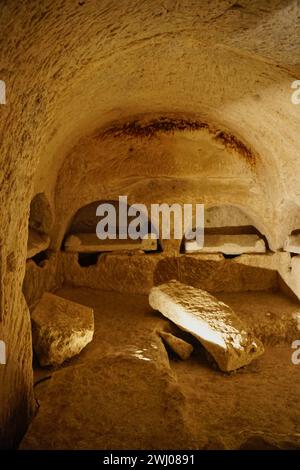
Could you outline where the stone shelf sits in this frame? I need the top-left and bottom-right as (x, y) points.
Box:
(185, 234), (266, 255)
(64, 232), (158, 253)
(284, 234), (300, 254)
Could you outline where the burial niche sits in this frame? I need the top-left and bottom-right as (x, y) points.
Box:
(181, 205), (268, 256)
(63, 200), (161, 266)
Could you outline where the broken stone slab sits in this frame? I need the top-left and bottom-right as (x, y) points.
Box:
(149, 280), (264, 371)
(64, 232), (157, 253)
(159, 330), (193, 360)
(185, 234), (266, 255)
(31, 292), (94, 366)
(284, 234), (300, 254)
(27, 228), (50, 259)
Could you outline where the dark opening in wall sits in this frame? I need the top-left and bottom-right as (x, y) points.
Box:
(144, 241), (163, 254)
(77, 252), (99, 267)
(29, 193), (53, 234)
(31, 250), (50, 267)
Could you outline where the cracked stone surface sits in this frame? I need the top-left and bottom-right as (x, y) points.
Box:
(149, 280), (264, 371)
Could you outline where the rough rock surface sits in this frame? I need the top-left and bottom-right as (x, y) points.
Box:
(159, 330), (194, 360)
(23, 252), (64, 310)
(58, 251), (279, 295)
(31, 293), (94, 366)
(2, 0), (300, 448)
(149, 280), (264, 371)
(27, 228), (50, 259)
(20, 288), (300, 450)
(21, 352), (193, 450)
(21, 289), (193, 450)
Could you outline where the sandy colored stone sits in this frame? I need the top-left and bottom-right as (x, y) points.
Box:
(57, 251), (279, 296)
(64, 232), (157, 252)
(23, 252), (63, 310)
(20, 354), (192, 450)
(217, 290), (300, 346)
(27, 228), (50, 259)
(284, 234), (300, 254)
(149, 280), (264, 371)
(2, 0), (300, 448)
(29, 193), (53, 234)
(159, 330), (193, 360)
(21, 289), (192, 450)
(31, 293), (94, 366)
(20, 288), (300, 450)
(185, 234), (266, 255)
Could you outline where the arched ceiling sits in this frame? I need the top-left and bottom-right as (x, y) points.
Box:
(1, 0), (300, 248)
(52, 119), (278, 249)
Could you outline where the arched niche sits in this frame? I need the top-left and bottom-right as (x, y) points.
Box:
(181, 204), (269, 256)
(63, 200), (162, 263)
(284, 228), (300, 254)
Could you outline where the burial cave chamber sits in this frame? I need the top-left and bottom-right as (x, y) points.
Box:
(1, 0), (300, 452)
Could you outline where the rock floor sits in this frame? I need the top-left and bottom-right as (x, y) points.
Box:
(20, 287), (300, 450)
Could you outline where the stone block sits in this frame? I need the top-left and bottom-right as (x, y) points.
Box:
(149, 280), (264, 371)
(31, 292), (94, 366)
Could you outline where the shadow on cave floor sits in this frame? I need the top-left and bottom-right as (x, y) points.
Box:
(21, 286), (300, 450)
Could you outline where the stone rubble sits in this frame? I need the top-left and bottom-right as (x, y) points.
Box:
(158, 330), (194, 360)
